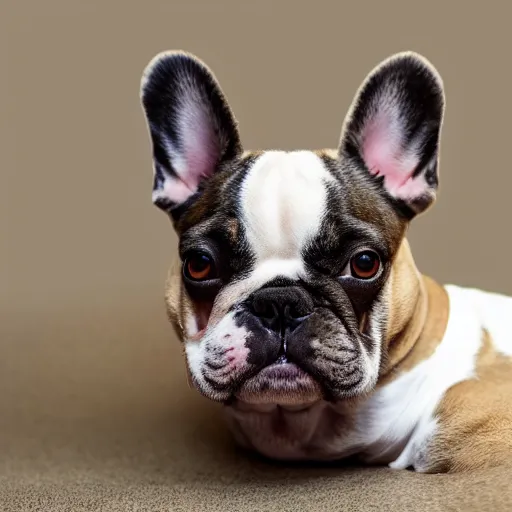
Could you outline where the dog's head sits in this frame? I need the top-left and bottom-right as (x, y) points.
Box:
(140, 51), (444, 406)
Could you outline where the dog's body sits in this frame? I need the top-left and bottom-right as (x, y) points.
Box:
(140, 51), (512, 473)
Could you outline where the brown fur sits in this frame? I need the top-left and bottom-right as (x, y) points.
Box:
(379, 240), (450, 384)
(165, 259), (186, 339)
(423, 331), (512, 473)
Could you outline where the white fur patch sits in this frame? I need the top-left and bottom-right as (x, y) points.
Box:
(185, 310), (250, 400)
(240, 151), (334, 282)
(455, 286), (512, 358)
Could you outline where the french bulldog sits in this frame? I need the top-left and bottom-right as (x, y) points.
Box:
(139, 50), (512, 473)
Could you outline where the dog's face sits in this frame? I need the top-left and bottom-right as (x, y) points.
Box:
(140, 51), (444, 407)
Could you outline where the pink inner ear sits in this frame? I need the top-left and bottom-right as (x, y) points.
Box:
(179, 104), (221, 192)
(156, 107), (220, 206)
(362, 112), (424, 200)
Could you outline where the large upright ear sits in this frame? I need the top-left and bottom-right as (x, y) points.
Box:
(339, 52), (445, 217)
(140, 51), (243, 219)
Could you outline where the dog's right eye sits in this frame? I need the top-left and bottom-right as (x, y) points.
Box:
(184, 253), (216, 282)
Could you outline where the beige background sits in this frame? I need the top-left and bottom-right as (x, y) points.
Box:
(2, 1), (512, 510)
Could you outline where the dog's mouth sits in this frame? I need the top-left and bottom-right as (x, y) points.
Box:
(234, 360), (323, 406)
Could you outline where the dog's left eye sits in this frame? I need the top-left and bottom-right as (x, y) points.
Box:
(350, 251), (381, 280)
(184, 253), (216, 281)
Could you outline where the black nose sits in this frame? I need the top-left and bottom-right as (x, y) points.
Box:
(249, 286), (314, 336)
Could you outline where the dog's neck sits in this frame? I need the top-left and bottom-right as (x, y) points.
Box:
(380, 239), (450, 384)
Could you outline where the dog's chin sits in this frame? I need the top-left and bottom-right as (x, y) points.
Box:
(234, 362), (323, 406)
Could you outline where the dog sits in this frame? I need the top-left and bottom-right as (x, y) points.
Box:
(139, 50), (512, 473)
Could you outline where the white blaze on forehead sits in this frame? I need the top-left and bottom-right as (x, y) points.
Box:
(240, 151), (334, 277)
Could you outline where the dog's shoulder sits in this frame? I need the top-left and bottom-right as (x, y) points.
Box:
(423, 286), (512, 472)
(385, 284), (512, 472)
